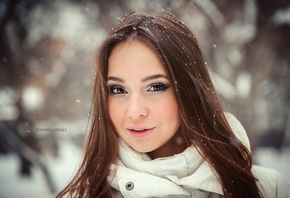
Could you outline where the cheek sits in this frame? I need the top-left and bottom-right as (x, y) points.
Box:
(108, 99), (122, 126)
(154, 96), (180, 122)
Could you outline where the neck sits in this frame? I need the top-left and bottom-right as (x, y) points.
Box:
(147, 135), (188, 159)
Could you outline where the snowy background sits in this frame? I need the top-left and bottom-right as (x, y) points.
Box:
(0, 0), (290, 197)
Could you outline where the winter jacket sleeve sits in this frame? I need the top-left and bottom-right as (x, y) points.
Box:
(252, 165), (290, 198)
(276, 170), (290, 198)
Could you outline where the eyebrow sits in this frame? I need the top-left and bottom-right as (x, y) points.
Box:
(141, 74), (168, 82)
(107, 74), (168, 83)
(107, 76), (124, 83)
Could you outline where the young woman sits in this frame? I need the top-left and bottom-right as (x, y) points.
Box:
(57, 11), (289, 198)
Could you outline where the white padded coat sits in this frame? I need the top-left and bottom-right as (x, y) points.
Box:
(108, 113), (290, 198)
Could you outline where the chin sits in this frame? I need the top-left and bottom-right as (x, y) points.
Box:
(131, 145), (155, 154)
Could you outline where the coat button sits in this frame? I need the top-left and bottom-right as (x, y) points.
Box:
(125, 182), (134, 191)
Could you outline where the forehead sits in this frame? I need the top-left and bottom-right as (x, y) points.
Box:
(108, 40), (166, 75)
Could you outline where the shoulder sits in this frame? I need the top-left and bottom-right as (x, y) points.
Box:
(224, 112), (251, 149)
(252, 165), (290, 198)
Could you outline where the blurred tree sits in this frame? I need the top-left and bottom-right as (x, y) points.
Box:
(0, 0), (43, 173)
(182, 0), (290, 149)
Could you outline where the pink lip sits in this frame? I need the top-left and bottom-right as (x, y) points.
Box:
(127, 126), (155, 138)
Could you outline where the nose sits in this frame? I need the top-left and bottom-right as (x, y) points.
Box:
(126, 93), (149, 120)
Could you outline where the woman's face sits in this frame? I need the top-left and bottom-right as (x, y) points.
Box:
(107, 40), (181, 158)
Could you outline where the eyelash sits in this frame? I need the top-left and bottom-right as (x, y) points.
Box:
(109, 85), (128, 95)
(147, 83), (169, 93)
(108, 83), (169, 95)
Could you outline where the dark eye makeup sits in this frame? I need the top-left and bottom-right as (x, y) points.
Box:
(108, 83), (170, 95)
(109, 85), (128, 95)
(146, 83), (170, 93)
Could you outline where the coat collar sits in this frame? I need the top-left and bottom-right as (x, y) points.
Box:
(108, 113), (249, 197)
(109, 141), (223, 197)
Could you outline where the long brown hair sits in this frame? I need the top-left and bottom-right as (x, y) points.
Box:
(57, 11), (262, 198)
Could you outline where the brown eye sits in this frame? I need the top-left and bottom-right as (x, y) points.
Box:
(109, 86), (128, 95)
(147, 83), (169, 93)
